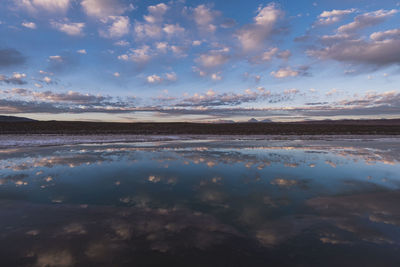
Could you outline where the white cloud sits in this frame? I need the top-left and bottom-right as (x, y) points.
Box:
(21, 22), (36, 29)
(77, 49), (87, 54)
(163, 24), (185, 36)
(165, 72), (177, 82)
(81, 0), (131, 17)
(278, 50), (291, 59)
(196, 53), (229, 68)
(49, 55), (63, 61)
(114, 40), (129, 46)
(16, 0), (70, 13)
(338, 9), (397, 33)
(192, 5), (218, 33)
(100, 16), (130, 38)
(316, 9), (356, 25)
(113, 72), (120, 77)
(51, 21), (85, 36)
(192, 40), (202, 46)
(147, 74), (163, 84)
(370, 28), (400, 41)
(309, 31), (400, 67)
(118, 45), (151, 63)
(270, 67), (299, 78)
(144, 3), (169, 24)
(134, 22), (162, 39)
(156, 42), (168, 53)
(261, 47), (278, 61)
(43, 76), (52, 83)
(236, 3), (283, 51)
(211, 73), (222, 81)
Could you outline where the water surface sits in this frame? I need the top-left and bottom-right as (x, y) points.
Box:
(1, 138), (400, 266)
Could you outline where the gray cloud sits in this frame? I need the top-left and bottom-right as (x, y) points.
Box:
(0, 73), (27, 85)
(0, 49), (26, 68)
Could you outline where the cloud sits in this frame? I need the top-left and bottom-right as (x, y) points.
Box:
(316, 9), (356, 25)
(195, 49), (230, 68)
(163, 24), (185, 36)
(338, 9), (397, 33)
(51, 21), (85, 36)
(0, 73), (27, 85)
(174, 87), (295, 107)
(211, 72), (222, 81)
(308, 33), (400, 67)
(81, 0), (131, 18)
(192, 4), (219, 33)
(43, 76), (52, 84)
(99, 16), (130, 38)
(165, 72), (177, 82)
(146, 72), (178, 84)
(261, 47), (279, 61)
(47, 53), (78, 73)
(236, 3), (283, 51)
(21, 21), (37, 29)
(134, 22), (162, 39)
(144, 3), (169, 24)
(270, 66), (308, 78)
(77, 49), (87, 54)
(147, 74), (162, 84)
(118, 45), (151, 64)
(15, 0), (70, 13)
(370, 28), (400, 41)
(0, 49), (26, 68)
(2, 88), (110, 104)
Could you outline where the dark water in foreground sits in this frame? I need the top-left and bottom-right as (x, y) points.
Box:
(1, 138), (400, 266)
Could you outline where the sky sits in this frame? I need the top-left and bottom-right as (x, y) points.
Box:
(0, 0), (399, 122)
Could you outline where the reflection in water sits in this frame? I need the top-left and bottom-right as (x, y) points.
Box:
(0, 139), (400, 266)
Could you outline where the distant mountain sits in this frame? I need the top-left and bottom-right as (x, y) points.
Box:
(212, 119), (236, 124)
(261, 119), (272, 123)
(0, 115), (36, 122)
(248, 118), (259, 123)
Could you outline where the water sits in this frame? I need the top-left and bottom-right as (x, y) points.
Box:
(1, 138), (400, 266)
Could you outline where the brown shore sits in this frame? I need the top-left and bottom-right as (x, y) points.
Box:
(1, 119), (400, 135)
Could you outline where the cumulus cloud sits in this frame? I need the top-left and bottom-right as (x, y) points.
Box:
(144, 3), (169, 24)
(370, 28), (400, 41)
(51, 21), (85, 36)
(15, 0), (70, 13)
(47, 53), (78, 73)
(236, 3), (283, 52)
(99, 16), (130, 38)
(0, 49), (26, 68)
(163, 24), (185, 36)
(195, 48), (230, 68)
(174, 87), (298, 107)
(81, 0), (132, 18)
(21, 21), (37, 29)
(316, 9), (356, 25)
(2, 88), (110, 104)
(308, 32), (400, 67)
(147, 74), (162, 84)
(118, 45), (151, 64)
(192, 4), (219, 33)
(338, 9), (397, 33)
(270, 66), (309, 79)
(0, 73), (27, 85)
(134, 22), (163, 39)
(146, 72), (178, 84)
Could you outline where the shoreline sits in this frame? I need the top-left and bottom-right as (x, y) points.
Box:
(1, 134), (399, 148)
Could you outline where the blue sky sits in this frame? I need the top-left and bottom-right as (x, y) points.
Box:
(0, 0), (399, 122)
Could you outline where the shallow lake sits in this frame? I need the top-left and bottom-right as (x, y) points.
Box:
(1, 138), (400, 266)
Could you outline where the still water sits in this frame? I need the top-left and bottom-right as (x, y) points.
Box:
(1, 138), (400, 266)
